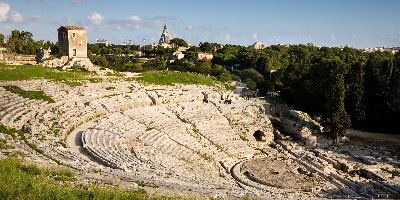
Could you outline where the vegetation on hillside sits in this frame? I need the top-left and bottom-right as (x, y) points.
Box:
(0, 157), (180, 200)
(2, 85), (55, 103)
(0, 64), (90, 81)
(137, 71), (218, 86)
(202, 43), (400, 136)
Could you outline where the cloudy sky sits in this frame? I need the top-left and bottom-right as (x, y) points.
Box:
(0, 0), (399, 48)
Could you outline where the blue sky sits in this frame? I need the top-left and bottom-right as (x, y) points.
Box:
(0, 0), (399, 48)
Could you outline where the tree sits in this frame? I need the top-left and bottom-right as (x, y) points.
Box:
(170, 38), (188, 48)
(195, 61), (212, 74)
(386, 53), (400, 132)
(364, 52), (394, 131)
(184, 46), (199, 62)
(210, 64), (225, 76)
(6, 30), (41, 54)
(237, 47), (257, 69)
(89, 54), (109, 68)
(345, 62), (365, 126)
(245, 80), (257, 90)
(217, 72), (232, 82)
(0, 33), (4, 46)
(199, 42), (220, 53)
(322, 59), (350, 143)
(143, 57), (166, 70)
(241, 68), (264, 84)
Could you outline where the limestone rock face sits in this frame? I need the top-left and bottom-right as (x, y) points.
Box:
(62, 58), (94, 71)
(43, 57), (98, 72)
(281, 110), (326, 147)
(1, 79), (400, 199)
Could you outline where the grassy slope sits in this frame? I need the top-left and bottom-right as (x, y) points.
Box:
(0, 157), (182, 200)
(0, 65), (222, 88)
(138, 71), (218, 86)
(2, 85), (55, 103)
(0, 64), (89, 81)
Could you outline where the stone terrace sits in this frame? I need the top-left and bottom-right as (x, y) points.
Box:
(0, 79), (399, 199)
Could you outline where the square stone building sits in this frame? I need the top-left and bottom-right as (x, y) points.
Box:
(57, 26), (87, 58)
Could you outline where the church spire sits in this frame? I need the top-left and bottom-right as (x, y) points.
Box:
(159, 23), (171, 45)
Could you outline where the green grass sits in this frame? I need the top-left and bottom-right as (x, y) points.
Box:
(137, 71), (218, 86)
(0, 64), (90, 81)
(0, 139), (12, 149)
(3, 85), (55, 103)
(0, 157), (178, 200)
(0, 124), (43, 154)
(0, 124), (17, 139)
(106, 71), (125, 77)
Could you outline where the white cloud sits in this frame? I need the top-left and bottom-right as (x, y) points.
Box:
(128, 16), (142, 30)
(225, 34), (231, 42)
(0, 2), (36, 24)
(88, 12), (103, 25)
(10, 11), (23, 23)
(186, 25), (193, 31)
(129, 15), (140, 23)
(330, 33), (336, 41)
(253, 33), (258, 40)
(0, 2), (10, 22)
(95, 15), (169, 31)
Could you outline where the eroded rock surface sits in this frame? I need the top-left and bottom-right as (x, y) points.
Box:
(0, 79), (399, 199)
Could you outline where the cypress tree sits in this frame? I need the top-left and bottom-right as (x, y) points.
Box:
(322, 59), (351, 144)
(345, 62), (365, 126)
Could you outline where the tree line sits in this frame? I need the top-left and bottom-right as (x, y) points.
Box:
(209, 44), (400, 136)
(0, 30), (56, 55)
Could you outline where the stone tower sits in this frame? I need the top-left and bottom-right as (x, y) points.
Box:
(158, 24), (171, 45)
(57, 26), (87, 59)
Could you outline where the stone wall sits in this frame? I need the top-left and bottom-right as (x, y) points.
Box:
(0, 53), (36, 65)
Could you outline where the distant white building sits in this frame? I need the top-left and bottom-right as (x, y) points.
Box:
(95, 39), (109, 46)
(251, 42), (266, 50)
(173, 52), (185, 60)
(363, 46), (399, 54)
(198, 52), (213, 61)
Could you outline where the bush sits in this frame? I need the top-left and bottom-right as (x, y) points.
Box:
(245, 80), (257, 90)
(143, 57), (166, 70)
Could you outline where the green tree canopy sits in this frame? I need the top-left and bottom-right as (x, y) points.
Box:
(0, 33), (4, 46)
(199, 42), (221, 53)
(241, 68), (264, 84)
(170, 38), (188, 48)
(6, 30), (42, 55)
(321, 59), (351, 143)
(143, 57), (166, 70)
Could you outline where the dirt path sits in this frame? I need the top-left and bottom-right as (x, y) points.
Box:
(346, 129), (400, 144)
(66, 120), (98, 150)
(65, 118), (104, 164)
